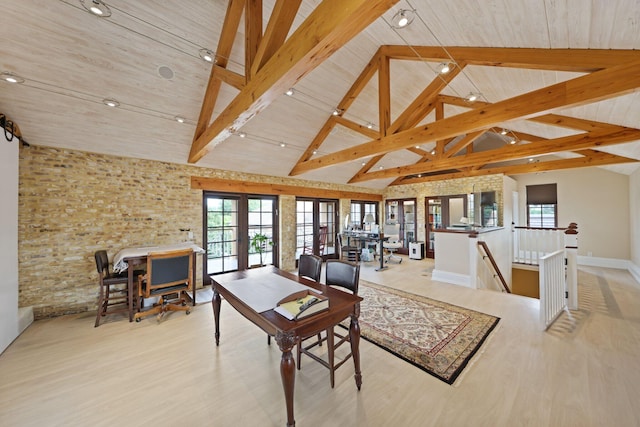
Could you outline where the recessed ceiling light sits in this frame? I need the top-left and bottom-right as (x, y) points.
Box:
(80, 0), (111, 17)
(238, 132), (246, 138)
(280, 142), (286, 148)
(379, 166), (384, 170)
(102, 98), (119, 107)
(366, 122), (373, 129)
(431, 150), (436, 155)
(509, 138), (517, 145)
(362, 162), (366, 166)
(1, 72), (24, 84)
(285, 88), (294, 96)
(174, 116), (185, 123)
(199, 48), (215, 63)
(415, 145), (420, 149)
(313, 150), (318, 155)
(500, 128), (508, 135)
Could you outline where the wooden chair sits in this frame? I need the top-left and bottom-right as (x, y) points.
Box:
(303, 225), (328, 256)
(94, 250), (129, 327)
(297, 259), (360, 388)
(134, 249), (193, 323)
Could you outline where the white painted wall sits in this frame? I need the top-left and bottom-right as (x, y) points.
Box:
(514, 168), (630, 261)
(0, 130), (19, 354)
(629, 168), (640, 284)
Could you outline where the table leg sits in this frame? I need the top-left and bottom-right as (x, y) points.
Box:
(191, 255), (197, 306)
(128, 266), (134, 322)
(349, 309), (362, 390)
(376, 240), (387, 271)
(275, 330), (297, 427)
(212, 289), (221, 346)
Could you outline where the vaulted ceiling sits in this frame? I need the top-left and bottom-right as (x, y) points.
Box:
(1, 0), (639, 190)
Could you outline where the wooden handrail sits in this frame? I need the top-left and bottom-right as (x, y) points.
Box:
(477, 241), (511, 293)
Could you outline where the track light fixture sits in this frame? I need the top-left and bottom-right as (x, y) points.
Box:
(391, 9), (416, 29)
(466, 92), (481, 102)
(285, 88), (294, 96)
(437, 63), (451, 74)
(102, 98), (119, 107)
(1, 72), (24, 84)
(199, 48), (215, 63)
(80, 0), (111, 17)
(332, 108), (343, 116)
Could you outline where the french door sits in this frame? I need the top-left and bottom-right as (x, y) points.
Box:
(204, 192), (278, 275)
(296, 198), (338, 261)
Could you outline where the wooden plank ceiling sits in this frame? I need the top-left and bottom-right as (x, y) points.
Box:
(191, 0), (640, 187)
(1, 1), (639, 189)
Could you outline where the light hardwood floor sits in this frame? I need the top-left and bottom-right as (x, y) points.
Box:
(1, 257), (639, 427)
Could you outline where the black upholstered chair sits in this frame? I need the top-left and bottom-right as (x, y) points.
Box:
(94, 250), (129, 327)
(268, 254), (324, 345)
(298, 253), (323, 282)
(297, 259), (360, 388)
(134, 249), (193, 323)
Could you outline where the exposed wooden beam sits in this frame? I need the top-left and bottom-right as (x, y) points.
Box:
(244, 0), (262, 78)
(212, 65), (246, 91)
(334, 116), (379, 139)
(190, 176), (382, 200)
(290, 48), (381, 166)
(442, 130), (486, 158)
(189, 0), (399, 164)
(290, 59), (640, 175)
(192, 0), (245, 143)
(250, 0), (302, 77)
(381, 46), (640, 72)
(393, 151), (638, 185)
(351, 127), (640, 182)
(378, 54), (391, 136)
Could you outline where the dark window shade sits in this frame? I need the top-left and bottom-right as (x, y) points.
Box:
(526, 184), (557, 205)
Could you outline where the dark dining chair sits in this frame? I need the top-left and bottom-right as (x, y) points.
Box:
(268, 254), (323, 345)
(94, 250), (129, 327)
(297, 259), (360, 388)
(134, 249), (193, 323)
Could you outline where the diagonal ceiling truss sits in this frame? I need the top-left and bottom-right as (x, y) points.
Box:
(188, 0), (399, 164)
(288, 47), (640, 184)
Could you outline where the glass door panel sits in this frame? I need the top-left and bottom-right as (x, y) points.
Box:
(296, 198), (337, 261)
(248, 197), (275, 267)
(206, 196), (239, 274)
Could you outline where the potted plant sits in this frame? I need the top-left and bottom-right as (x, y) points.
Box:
(250, 233), (272, 267)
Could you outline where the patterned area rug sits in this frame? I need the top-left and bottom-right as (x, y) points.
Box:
(351, 281), (500, 385)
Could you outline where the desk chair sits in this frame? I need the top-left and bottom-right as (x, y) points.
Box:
(268, 254), (323, 346)
(94, 250), (129, 327)
(383, 223), (403, 264)
(134, 249), (193, 323)
(297, 259), (360, 388)
(337, 233), (359, 262)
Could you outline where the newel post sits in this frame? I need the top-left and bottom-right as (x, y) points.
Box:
(564, 223), (578, 310)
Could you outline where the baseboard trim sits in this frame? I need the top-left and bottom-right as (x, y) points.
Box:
(577, 255), (629, 269)
(628, 262), (640, 286)
(18, 306), (34, 334)
(432, 269), (471, 288)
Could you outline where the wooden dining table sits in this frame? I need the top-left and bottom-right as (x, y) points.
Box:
(210, 265), (363, 427)
(112, 242), (205, 321)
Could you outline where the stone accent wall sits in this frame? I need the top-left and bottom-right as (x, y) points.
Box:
(18, 146), (379, 318)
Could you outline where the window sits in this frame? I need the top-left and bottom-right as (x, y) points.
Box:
(349, 201), (379, 229)
(526, 184), (557, 228)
